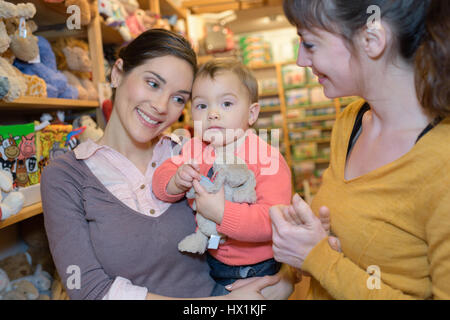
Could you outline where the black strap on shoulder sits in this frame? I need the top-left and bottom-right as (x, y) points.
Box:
(415, 116), (443, 144)
(346, 103), (370, 158)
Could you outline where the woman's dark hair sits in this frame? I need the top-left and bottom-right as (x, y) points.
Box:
(283, 0), (449, 117)
(111, 29), (197, 101)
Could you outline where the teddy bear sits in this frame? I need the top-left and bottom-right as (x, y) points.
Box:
(0, 169), (25, 221)
(178, 159), (257, 254)
(72, 114), (104, 142)
(14, 35), (78, 99)
(64, 0), (95, 26)
(0, 0), (26, 101)
(52, 37), (98, 101)
(0, 267), (50, 300)
(2, 3), (48, 98)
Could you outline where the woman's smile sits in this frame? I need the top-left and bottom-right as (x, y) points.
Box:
(136, 107), (163, 128)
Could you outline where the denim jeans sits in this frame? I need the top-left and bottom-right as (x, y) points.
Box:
(208, 253), (281, 296)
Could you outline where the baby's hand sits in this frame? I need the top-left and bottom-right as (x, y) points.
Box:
(167, 163), (201, 195)
(318, 206), (341, 253)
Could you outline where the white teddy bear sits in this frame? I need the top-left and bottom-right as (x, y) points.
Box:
(0, 169), (25, 221)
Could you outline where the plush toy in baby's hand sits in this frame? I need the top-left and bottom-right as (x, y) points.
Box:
(177, 162), (257, 254)
(0, 169), (25, 221)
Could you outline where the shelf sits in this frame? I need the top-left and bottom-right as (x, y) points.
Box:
(292, 158), (330, 164)
(291, 137), (331, 144)
(287, 101), (336, 110)
(287, 114), (336, 123)
(284, 83), (321, 90)
(259, 91), (279, 97)
(260, 106), (281, 113)
(289, 126), (334, 133)
(0, 97), (99, 110)
(0, 202), (43, 230)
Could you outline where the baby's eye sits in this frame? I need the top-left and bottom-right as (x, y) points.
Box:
(147, 80), (159, 89)
(222, 101), (233, 108)
(196, 104), (207, 110)
(173, 96), (186, 105)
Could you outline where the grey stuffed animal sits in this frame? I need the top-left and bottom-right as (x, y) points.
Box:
(178, 160), (257, 254)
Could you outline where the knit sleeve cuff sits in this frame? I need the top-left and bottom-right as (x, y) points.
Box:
(216, 201), (242, 236)
(152, 165), (185, 202)
(301, 237), (341, 282)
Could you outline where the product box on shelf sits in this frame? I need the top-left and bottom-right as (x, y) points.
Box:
(0, 123), (39, 188)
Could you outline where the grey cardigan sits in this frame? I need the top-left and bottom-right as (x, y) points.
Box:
(41, 151), (215, 299)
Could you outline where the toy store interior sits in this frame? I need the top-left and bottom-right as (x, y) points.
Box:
(0, 0), (359, 300)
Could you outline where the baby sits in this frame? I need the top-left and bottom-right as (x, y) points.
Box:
(152, 58), (293, 295)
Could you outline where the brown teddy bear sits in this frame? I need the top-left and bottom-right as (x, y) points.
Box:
(52, 37), (98, 101)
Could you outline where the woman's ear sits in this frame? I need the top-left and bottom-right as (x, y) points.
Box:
(360, 22), (388, 59)
(110, 59), (124, 88)
(248, 102), (260, 126)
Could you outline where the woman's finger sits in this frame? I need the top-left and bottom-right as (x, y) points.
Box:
(291, 193), (316, 225)
(225, 277), (259, 291)
(287, 205), (303, 225)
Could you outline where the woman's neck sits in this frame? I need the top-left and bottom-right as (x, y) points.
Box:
(362, 61), (434, 133)
(98, 113), (158, 173)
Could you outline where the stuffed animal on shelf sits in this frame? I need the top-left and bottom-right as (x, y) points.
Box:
(3, 3), (47, 98)
(52, 37), (98, 101)
(14, 36), (78, 99)
(178, 159), (257, 254)
(99, 0), (133, 42)
(72, 115), (104, 142)
(0, 169), (25, 221)
(64, 0), (95, 26)
(0, 0), (26, 101)
(0, 267), (51, 300)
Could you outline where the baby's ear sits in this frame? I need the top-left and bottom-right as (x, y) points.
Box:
(248, 102), (260, 126)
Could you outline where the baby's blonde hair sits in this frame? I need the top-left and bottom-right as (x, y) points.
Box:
(196, 58), (259, 104)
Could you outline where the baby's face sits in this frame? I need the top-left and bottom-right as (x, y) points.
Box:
(191, 71), (258, 147)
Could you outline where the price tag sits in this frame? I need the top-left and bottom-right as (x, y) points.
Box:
(19, 17), (27, 38)
(207, 235), (221, 249)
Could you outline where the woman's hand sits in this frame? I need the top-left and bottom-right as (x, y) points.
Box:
(224, 274), (281, 300)
(227, 264), (297, 300)
(270, 194), (328, 269)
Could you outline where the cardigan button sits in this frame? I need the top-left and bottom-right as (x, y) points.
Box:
(151, 162), (156, 168)
(140, 184), (145, 190)
(149, 209), (155, 215)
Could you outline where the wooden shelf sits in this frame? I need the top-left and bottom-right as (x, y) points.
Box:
(0, 97), (99, 110)
(259, 91), (279, 98)
(292, 158), (330, 164)
(291, 137), (331, 144)
(0, 202), (43, 230)
(260, 106), (281, 113)
(289, 126), (334, 133)
(287, 114), (336, 123)
(161, 0), (187, 19)
(288, 101), (336, 110)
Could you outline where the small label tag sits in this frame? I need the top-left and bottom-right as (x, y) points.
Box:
(207, 235), (221, 249)
(19, 17), (27, 38)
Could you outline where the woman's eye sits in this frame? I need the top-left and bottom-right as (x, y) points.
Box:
(173, 96), (186, 105)
(147, 80), (159, 89)
(301, 40), (314, 50)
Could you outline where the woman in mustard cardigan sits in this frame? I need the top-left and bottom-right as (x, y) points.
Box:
(269, 0), (450, 299)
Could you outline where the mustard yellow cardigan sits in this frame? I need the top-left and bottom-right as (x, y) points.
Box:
(303, 100), (450, 299)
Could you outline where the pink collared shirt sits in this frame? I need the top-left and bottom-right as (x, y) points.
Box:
(73, 135), (179, 300)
